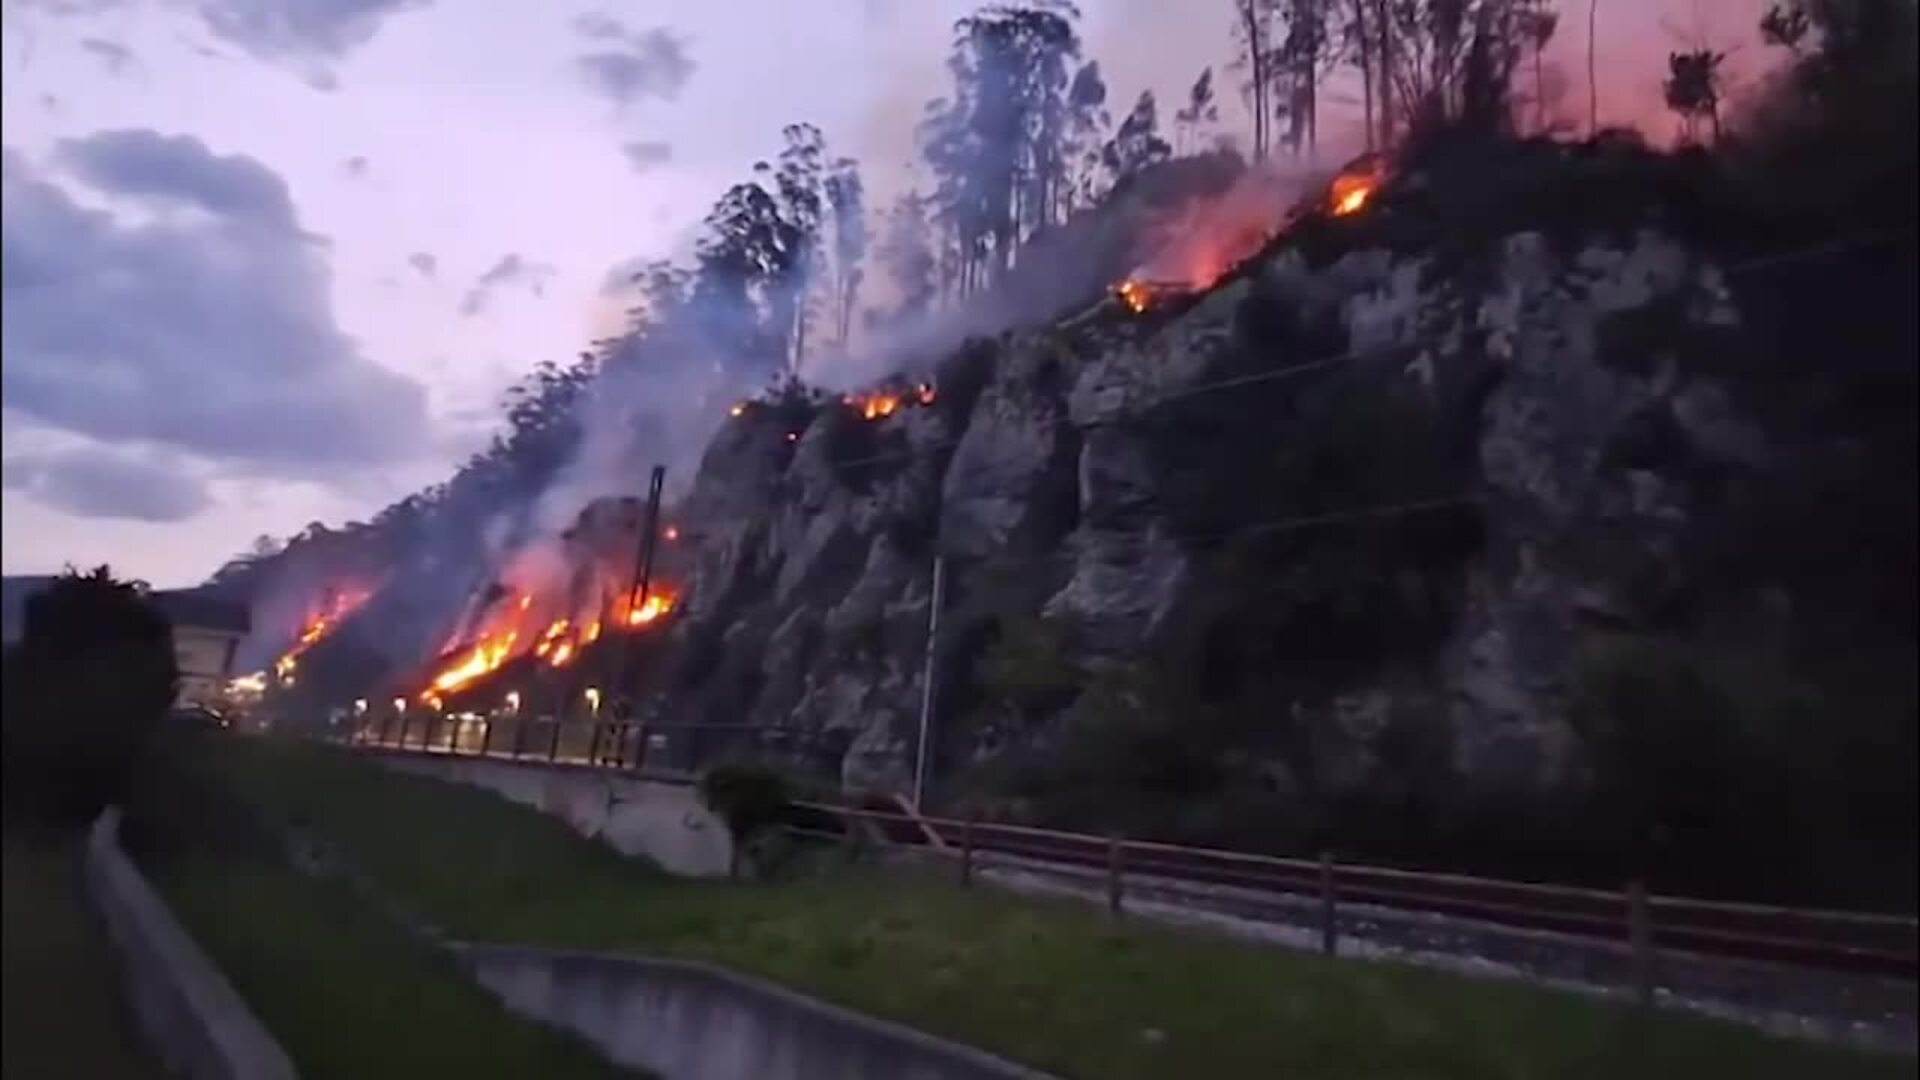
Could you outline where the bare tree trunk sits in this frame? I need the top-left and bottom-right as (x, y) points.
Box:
(1353, 0), (1375, 151)
(1588, 0), (1599, 135)
(1306, 74), (1318, 156)
(1376, 0), (1394, 149)
(1242, 2), (1269, 159)
(1534, 44), (1546, 133)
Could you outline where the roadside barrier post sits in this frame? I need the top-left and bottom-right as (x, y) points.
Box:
(1319, 851), (1338, 956)
(1107, 833), (1125, 916)
(1628, 880), (1655, 1007)
(960, 812), (975, 888)
(478, 718), (493, 756)
(586, 720), (604, 765)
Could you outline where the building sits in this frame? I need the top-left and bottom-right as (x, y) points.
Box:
(150, 589), (252, 711)
(0, 575), (58, 646)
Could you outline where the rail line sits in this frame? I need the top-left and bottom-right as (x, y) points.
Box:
(341, 729), (1917, 984)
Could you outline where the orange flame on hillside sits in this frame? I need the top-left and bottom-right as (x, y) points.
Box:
(842, 382), (937, 421)
(1328, 157), (1386, 217)
(272, 585), (374, 682)
(622, 586), (678, 627)
(421, 582), (680, 698)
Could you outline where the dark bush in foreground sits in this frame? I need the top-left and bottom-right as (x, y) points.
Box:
(2, 567), (177, 825)
(696, 763), (794, 874)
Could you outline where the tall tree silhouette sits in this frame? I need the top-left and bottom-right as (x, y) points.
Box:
(1102, 90), (1173, 183)
(823, 156), (868, 348)
(919, 2), (1086, 293)
(1229, 0), (1280, 158)
(1663, 48), (1725, 143)
(1175, 66), (1222, 152)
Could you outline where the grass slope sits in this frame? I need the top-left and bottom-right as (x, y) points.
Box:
(219, 739), (1911, 1080)
(2, 829), (163, 1080)
(147, 850), (635, 1080)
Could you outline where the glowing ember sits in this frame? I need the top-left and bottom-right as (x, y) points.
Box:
(729, 402), (747, 417)
(1327, 156), (1387, 218)
(786, 431), (799, 443)
(843, 382), (939, 421)
(1114, 278), (1193, 314)
(1331, 181), (1372, 215)
(663, 525), (680, 541)
(624, 588), (677, 627)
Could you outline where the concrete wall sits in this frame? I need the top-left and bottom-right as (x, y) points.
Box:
(83, 809), (298, 1080)
(455, 945), (1059, 1080)
(375, 754), (733, 878)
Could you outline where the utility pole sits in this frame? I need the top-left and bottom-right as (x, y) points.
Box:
(610, 466), (667, 712)
(912, 554), (946, 812)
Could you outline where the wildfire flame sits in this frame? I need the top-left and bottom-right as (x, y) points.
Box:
(623, 587), (677, 627)
(1115, 278), (1195, 314)
(1328, 156), (1387, 218)
(428, 630), (520, 695)
(272, 586), (373, 682)
(842, 381), (937, 421)
(420, 581), (679, 698)
(847, 391), (900, 419)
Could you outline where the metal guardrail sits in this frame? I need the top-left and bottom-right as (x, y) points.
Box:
(803, 801), (1919, 990)
(339, 728), (1917, 990)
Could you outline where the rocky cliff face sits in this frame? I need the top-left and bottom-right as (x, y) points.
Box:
(647, 218), (1766, 811)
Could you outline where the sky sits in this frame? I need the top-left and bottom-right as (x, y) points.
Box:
(0, 0), (1777, 588)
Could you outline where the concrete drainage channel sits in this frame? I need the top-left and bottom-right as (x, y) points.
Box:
(83, 809), (298, 1080)
(96, 795), (1058, 1080)
(454, 945), (1059, 1080)
(293, 821), (1060, 1080)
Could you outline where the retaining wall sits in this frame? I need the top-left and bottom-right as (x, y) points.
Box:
(373, 753), (733, 877)
(455, 944), (1059, 1080)
(83, 808), (298, 1080)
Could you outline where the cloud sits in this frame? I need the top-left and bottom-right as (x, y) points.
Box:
(3, 444), (212, 523)
(407, 250), (436, 277)
(78, 36), (134, 76)
(620, 139), (673, 173)
(570, 13), (693, 109)
(2, 133), (432, 478)
(55, 129), (296, 226)
(13, 0), (428, 86)
(193, 0), (429, 67)
(459, 253), (556, 316)
(343, 154), (369, 177)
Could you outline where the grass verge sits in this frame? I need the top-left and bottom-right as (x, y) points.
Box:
(219, 738), (1912, 1080)
(145, 849), (635, 1080)
(2, 827), (163, 1080)
(125, 734), (642, 1080)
